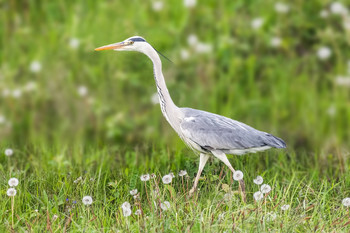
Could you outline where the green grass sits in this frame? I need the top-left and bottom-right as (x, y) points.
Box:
(1, 0), (350, 232)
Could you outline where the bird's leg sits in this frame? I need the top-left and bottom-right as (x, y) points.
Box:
(189, 153), (210, 197)
(211, 150), (246, 202)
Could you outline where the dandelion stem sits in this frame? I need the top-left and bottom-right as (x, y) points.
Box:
(144, 182), (152, 211)
(11, 196), (14, 229)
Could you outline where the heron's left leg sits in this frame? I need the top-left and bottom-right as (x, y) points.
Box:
(211, 150), (246, 202)
(189, 153), (210, 196)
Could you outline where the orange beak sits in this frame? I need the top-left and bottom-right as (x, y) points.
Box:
(94, 42), (125, 51)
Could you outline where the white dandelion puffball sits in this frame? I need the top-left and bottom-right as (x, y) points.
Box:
(69, 38), (80, 49)
(180, 49), (190, 61)
(151, 173), (156, 179)
(169, 172), (175, 178)
(317, 47), (332, 60)
(281, 204), (290, 211)
(12, 89), (22, 98)
(253, 176), (263, 185)
(162, 174), (172, 184)
(270, 37), (282, 47)
(184, 0), (196, 8)
(343, 17), (350, 31)
(24, 81), (37, 92)
(140, 174), (150, 181)
(195, 42), (213, 54)
(82, 196), (93, 205)
(251, 18), (264, 30)
(261, 184), (272, 193)
(29, 61), (42, 73)
(253, 191), (264, 201)
(121, 201), (131, 210)
(8, 178), (19, 187)
(52, 214), (58, 221)
(320, 10), (329, 18)
(152, 1), (164, 11)
(122, 207), (132, 217)
(264, 212), (277, 221)
(233, 170), (243, 181)
(7, 188), (17, 197)
(178, 170), (187, 177)
(187, 34), (198, 46)
(5, 148), (14, 156)
(335, 76), (350, 87)
(77, 85), (88, 97)
(151, 92), (159, 104)
(274, 2), (290, 14)
(342, 197), (350, 207)
(160, 201), (170, 211)
(135, 209), (142, 215)
(130, 189), (138, 195)
(330, 2), (348, 15)
(0, 115), (5, 124)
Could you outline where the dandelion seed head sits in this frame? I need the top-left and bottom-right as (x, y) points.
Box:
(261, 184), (272, 194)
(77, 85), (88, 97)
(52, 214), (58, 221)
(160, 201), (170, 210)
(135, 209), (142, 215)
(151, 92), (159, 104)
(82, 196), (93, 205)
(122, 207), (132, 217)
(151, 173), (156, 179)
(187, 34), (198, 46)
(8, 178), (19, 187)
(233, 170), (243, 181)
(162, 174), (172, 184)
(264, 212), (277, 221)
(270, 37), (282, 47)
(253, 175), (263, 185)
(29, 61), (42, 73)
(320, 9), (329, 18)
(140, 174), (150, 181)
(7, 188), (17, 197)
(251, 18), (264, 29)
(178, 170), (187, 177)
(330, 2), (348, 15)
(24, 81), (37, 92)
(342, 197), (350, 207)
(12, 89), (22, 98)
(130, 189), (138, 196)
(274, 2), (289, 13)
(180, 49), (190, 61)
(169, 172), (175, 178)
(69, 38), (80, 49)
(184, 0), (196, 8)
(253, 191), (264, 201)
(281, 204), (290, 210)
(121, 201), (131, 210)
(5, 148), (13, 156)
(194, 42), (213, 54)
(0, 115), (6, 124)
(152, 1), (164, 11)
(317, 46), (332, 60)
(335, 76), (350, 87)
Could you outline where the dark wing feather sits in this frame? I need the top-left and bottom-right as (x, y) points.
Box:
(180, 108), (286, 151)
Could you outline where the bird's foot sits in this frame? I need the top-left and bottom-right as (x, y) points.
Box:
(188, 187), (196, 197)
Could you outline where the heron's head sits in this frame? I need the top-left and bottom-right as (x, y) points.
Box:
(95, 36), (148, 53)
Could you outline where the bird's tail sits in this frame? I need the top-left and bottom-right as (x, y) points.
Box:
(264, 134), (286, 148)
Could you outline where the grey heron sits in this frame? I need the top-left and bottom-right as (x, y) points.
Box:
(95, 36), (286, 198)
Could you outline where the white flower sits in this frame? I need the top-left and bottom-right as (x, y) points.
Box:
(160, 201), (170, 210)
(82, 196), (93, 205)
(195, 43), (213, 54)
(29, 61), (42, 73)
(162, 174), (172, 184)
(317, 46), (332, 60)
(52, 214), (58, 221)
(261, 184), (271, 193)
(140, 174), (150, 181)
(8, 178), (19, 187)
(264, 212), (277, 221)
(135, 209), (142, 215)
(151, 92), (159, 104)
(7, 188), (17, 197)
(342, 197), (350, 207)
(335, 76), (350, 87)
(233, 170), (243, 181)
(5, 148), (13, 156)
(274, 2), (290, 14)
(281, 204), (290, 211)
(180, 49), (190, 61)
(77, 85), (88, 97)
(343, 17), (350, 31)
(320, 10), (329, 18)
(169, 172), (175, 178)
(122, 207), (132, 217)
(253, 191), (264, 201)
(24, 81), (37, 92)
(35, 209), (39, 212)
(253, 176), (263, 185)
(184, 0), (196, 8)
(130, 189), (138, 195)
(251, 18), (264, 30)
(178, 170), (187, 177)
(121, 201), (131, 210)
(187, 34), (198, 46)
(0, 115), (5, 124)
(152, 1), (164, 11)
(73, 176), (82, 183)
(12, 89), (22, 98)
(330, 2), (348, 15)
(327, 105), (336, 117)
(69, 38), (80, 49)
(151, 173), (156, 179)
(270, 37), (282, 47)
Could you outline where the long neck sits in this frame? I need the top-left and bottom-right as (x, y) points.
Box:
(143, 45), (180, 128)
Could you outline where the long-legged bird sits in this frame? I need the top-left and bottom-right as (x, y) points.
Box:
(95, 36), (286, 198)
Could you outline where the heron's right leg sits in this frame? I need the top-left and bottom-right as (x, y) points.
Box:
(189, 153), (210, 196)
(211, 150), (246, 202)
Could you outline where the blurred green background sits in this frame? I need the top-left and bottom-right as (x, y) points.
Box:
(1, 0), (350, 163)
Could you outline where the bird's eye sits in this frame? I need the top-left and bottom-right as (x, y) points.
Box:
(128, 41), (134, 45)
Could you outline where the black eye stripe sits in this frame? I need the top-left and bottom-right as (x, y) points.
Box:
(129, 37), (146, 42)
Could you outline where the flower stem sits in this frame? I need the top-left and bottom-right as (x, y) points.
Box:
(11, 196), (14, 229)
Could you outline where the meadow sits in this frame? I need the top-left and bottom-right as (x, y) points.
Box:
(1, 0), (350, 232)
